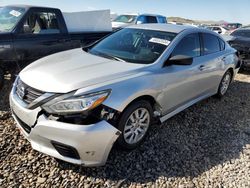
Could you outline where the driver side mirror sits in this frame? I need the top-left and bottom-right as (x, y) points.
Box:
(136, 21), (143, 24)
(23, 24), (32, 34)
(165, 55), (193, 66)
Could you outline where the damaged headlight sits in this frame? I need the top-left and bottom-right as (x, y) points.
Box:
(42, 90), (111, 114)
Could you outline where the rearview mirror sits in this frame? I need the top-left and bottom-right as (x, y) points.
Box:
(166, 55), (193, 66)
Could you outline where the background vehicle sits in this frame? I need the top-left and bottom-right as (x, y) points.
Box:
(229, 28), (250, 70)
(225, 23), (242, 30)
(112, 13), (167, 29)
(206, 26), (229, 34)
(0, 5), (112, 89)
(10, 24), (240, 166)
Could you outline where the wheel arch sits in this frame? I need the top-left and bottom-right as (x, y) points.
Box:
(117, 94), (162, 117)
(125, 95), (158, 109)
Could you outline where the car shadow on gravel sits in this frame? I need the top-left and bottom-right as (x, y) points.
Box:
(56, 79), (250, 184)
(239, 69), (250, 75)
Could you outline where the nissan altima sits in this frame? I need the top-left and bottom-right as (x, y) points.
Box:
(10, 24), (241, 166)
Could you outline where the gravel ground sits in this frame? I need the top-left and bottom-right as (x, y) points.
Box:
(0, 71), (249, 188)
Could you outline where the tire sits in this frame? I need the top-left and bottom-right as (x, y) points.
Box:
(0, 68), (4, 90)
(216, 70), (232, 98)
(116, 100), (153, 150)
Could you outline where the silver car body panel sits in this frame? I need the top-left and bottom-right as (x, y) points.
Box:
(10, 90), (120, 166)
(10, 24), (240, 166)
(20, 48), (147, 93)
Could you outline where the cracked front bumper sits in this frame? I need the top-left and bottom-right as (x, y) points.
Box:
(10, 91), (121, 167)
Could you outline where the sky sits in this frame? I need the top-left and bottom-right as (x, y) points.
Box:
(0, 0), (249, 25)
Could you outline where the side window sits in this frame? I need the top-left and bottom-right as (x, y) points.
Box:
(202, 33), (220, 55)
(158, 17), (167, 23)
(171, 33), (201, 58)
(22, 11), (60, 34)
(214, 27), (220, 31)
(219, 38), (225, 51)
(145, 16), (157, 23)
(137, 16), (146, 24)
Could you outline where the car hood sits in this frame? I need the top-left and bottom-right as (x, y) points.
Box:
(20, 48), (146, 93)
(226, 35), (250, 48)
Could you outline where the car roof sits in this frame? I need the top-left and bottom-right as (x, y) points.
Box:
(127, 23), (198, 33)
(139, 13), (166, 18)
(5, 4), (56, 10)
(122, 13), (166, 17)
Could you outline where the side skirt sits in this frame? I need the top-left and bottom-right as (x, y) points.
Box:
(160, 93), (214, 123)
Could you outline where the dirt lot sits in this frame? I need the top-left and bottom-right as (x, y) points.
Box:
(0, 72), (249, 188)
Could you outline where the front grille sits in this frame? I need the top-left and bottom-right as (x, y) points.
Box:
(16, 79), (45, 105)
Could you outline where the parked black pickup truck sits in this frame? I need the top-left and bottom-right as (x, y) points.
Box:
(0, 5), (112, 88)
(228, 28), (250, 70)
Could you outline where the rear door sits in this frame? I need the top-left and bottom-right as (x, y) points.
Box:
(196, 33), (226, 94)
(13, 8), (73, 66)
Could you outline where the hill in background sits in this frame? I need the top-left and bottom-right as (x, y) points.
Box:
(168, 16), (228, 25)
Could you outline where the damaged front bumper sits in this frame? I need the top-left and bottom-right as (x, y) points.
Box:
(9, 91), (121, 167)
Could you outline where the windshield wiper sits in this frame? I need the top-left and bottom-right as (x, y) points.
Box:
(105, 54), (126, 62)
(92, 51), (126, 62)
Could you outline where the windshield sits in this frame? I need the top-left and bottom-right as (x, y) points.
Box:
(114, 15), (137, 23)
(231, 30), (250, 38)
(0, 6), (26, 32)
(89, 28), (177, 64)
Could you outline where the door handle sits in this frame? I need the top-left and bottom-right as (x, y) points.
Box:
(199, 65), (206, 71)
(58, 39), (65, 43)
(58, 39), (71, 43)
(221, 57), (226, 61)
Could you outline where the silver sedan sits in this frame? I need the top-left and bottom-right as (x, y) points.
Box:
(10, 24), (241, 166)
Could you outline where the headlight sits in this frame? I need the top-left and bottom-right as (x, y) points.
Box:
(42, 90), (111, 114)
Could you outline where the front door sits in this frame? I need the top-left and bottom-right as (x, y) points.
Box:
(159, 33), (208, 115)
(13, 8), (72, 67)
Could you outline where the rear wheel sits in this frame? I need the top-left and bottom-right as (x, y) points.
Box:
(116, 100), (153, 150)
(216, 70), (232, 98)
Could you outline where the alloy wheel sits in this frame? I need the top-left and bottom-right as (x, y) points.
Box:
(123, 108), (150, 145)
(220, 73), (231, 95)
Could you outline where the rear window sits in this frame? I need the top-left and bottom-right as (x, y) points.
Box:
(158, 17), (167, 23)
(219, 38), (225, 51)
(145, 16), (157, 23)
(202, 33), (220, 55)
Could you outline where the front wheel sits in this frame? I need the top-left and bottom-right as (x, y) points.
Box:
(116, 100), (153, 150)
(216, 70), (232, 98)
